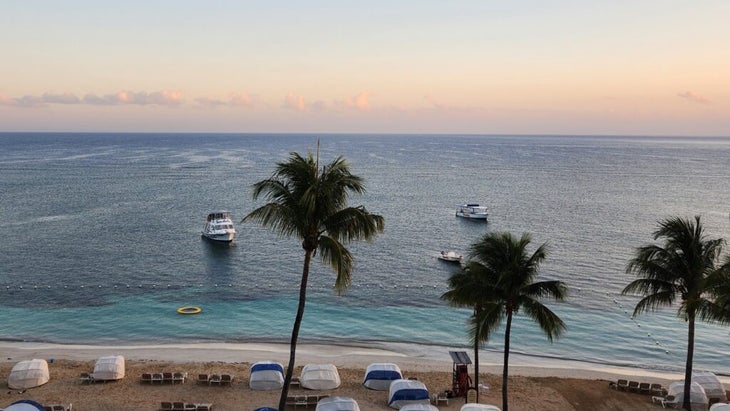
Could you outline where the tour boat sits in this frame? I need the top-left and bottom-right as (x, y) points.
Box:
(201, 211), (237, 243)
(456, 204), (489, 221)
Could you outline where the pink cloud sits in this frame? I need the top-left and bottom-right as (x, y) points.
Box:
(677, 91), (711, 104)
(283, 92), (306, 111)
(83, 90), (184, 106)
(345, 92), (370, 110)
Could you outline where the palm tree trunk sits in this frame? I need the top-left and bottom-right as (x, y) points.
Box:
(278, 249), (313, 411)
(474, 313), (480, 403)
(682, 315), (696, 411)
(502, 311), (513, 411)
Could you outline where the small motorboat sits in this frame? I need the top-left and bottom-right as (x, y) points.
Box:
(438, 250), (463, 263)
(456, 204), (489, 221)
(201, 211), (237, 243)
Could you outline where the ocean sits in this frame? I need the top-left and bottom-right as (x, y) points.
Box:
(1, 132), (729, 375)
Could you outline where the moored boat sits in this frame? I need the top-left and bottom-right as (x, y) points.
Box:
(438, 250), (463, 263)
(202, 211), (237, 242)
(456, 204), (488, 221)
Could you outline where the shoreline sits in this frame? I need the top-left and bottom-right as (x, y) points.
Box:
(1, 341), (715, 385)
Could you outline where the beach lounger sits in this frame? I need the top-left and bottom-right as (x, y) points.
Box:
(152, 373), (164, 384)
(615, 379), (629, 391)
(197, 374), (209, 384)
(184, 403), (197, 411)
(208, 374), (222, 386)
(79, 372), (93, 384)
(172, 402), (186, 411)
(195, 403), (213, 411)
(141, 373), (153, 384)
(639, 382), (651, 394)
(220, 374), (233, 386)
(650, 383), (665, 396)
(172, 372), (187, 384)
(163, 372), (174, 383)
(627, 380), (640, 392)
(159, 402), (173, 411)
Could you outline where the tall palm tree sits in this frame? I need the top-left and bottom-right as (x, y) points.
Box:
(444, 232), (567, 411)
(243, 149), (384, 411)
(441, 262), (490, 401)
(622, 216), (728, 410)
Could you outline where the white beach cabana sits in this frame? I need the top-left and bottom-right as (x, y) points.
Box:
(710, 404), (730, 411)
(460, 404), (502, 411)
(363, 363), (403, 391)
(400, 404), (440, 411)
(8, 359), (50, 390)
(249, 360), (284, 390)
(315, 396), (360, 411)
(667, 381), (709, 411)
(91, 355), (125, 381)
(300, 364), (341, 390)
(388, 379), (430, 409)
(693, 372), (726, 403)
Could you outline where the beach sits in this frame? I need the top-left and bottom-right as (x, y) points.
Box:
(1, 342), (710, 411)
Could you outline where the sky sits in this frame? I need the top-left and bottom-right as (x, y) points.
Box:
(1, 1), (728, 136)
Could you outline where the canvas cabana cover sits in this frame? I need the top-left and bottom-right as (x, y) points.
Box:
(3, 400), (46, 411)
(249, 360), (284, 390)
(667, 381), (709, 410)
(460, 404), (502, 411)
(693, 372), (726, 403)
(8, 359), (49, 390)
(363, 363), (403, 391)
(400, 404), (440, 411)
(91, 355), (125, 381)
(388, 379), (430, 409)
(710, 404), (730, 411)
(315, 396), (361, 411)
(300, 364), (341, 390)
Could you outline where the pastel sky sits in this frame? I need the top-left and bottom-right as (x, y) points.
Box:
(1, 1), (728, 135)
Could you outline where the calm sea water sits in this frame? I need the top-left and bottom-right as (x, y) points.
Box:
(1, 133), (729, 374)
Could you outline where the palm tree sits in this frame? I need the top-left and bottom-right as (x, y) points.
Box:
(243, 149), (384, 411)
(441, 262), (489, 401)
(444, 232), (567, 411)
(622, 216), (728, 410)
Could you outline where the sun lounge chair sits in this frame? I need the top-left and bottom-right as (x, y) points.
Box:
(184, 403), (197, 411)
(220, 374), (233, 386)
(208, 374), (222, 386)
(159, 402), (173, 411)
(652, 395), (679, 409)
(650, 383), (665, 396)
(195, 403), (213, 411)
(615, 379), (629, 391)
(163, 372), (174, 383)
(197, 374), (209, 384)
(172, 372), (187, 384)
(627, 380), (640, 392)
(639, 382), (651, 394)
(152, 373), (164, 384)
(172, 402), (186, 411)
(141, 373), (153, 384)
(79, 372), (93, 384)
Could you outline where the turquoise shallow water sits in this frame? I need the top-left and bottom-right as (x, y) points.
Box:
(1, 133), (729, 375)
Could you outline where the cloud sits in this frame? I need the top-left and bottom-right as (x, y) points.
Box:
(194, 92), (255, 108)
(283, 92), (306, 111)
(344, 92), (370, 111)
(42, 92), (81, 104)
(83, 90), (185, 106)
(677, 91), (711, 104)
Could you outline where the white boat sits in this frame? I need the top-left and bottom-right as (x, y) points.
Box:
(439, 250), (463, 263)
(202, 211), (237, 242)
(456, 204), (489, 221)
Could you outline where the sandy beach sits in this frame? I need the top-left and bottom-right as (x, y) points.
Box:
(2, 341), (719, 411)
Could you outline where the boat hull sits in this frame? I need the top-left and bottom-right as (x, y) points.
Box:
(201, 232), (235, 242)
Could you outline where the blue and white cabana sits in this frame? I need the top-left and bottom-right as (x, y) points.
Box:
(249, 361), (284, 390)
(315, 396), (360, 411)
(363, 363), (402, 391)
(388, 379), (430, 409)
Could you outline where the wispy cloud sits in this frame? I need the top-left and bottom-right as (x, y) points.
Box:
(677, 91), (711, 104)
(344, 92), (370, 110)
(83, 90), (184, 106)
(195, 92), (255, 108)
(0, 90), (184, 107)
(283, 92), (307, 111)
